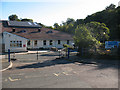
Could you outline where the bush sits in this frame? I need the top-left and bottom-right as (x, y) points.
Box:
(63, 44), (74, 49)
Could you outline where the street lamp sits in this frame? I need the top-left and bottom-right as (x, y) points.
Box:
(103, 32), (105, 43)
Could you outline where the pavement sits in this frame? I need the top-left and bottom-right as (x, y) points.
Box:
(0, 59), (12, 72)
(0, 50), (50, 71)
(2, 51), (119, 88)
(2, 59), (10, 70)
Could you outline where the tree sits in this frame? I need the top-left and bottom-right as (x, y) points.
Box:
(21, 18), (33, 22)
(86, 22), (110, 42)
(53, 23), (59, 29)
(66, 18), (75, 25)
(83, 5), (119, 40)
(38, 23), (45, 27)
(74, 25), (100, 49)
(8, 14), (19, 21)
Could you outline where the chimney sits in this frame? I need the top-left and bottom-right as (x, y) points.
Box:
(12, 28), (15, 32)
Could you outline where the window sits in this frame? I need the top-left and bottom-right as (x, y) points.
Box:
(10, 41), (22, 47)
(20, 41), (22, 47)
(43, 40), (46, 45)
(58, 40), (61, 44)
(38, 28), (41, 32)
(10, 41), (12, 47)
(34, 40), (37, 46)
(27, 40), (30, 45)
(12, 28), (15, 32)
(49, 40), (53, 45)
(67, 40), (69, 44)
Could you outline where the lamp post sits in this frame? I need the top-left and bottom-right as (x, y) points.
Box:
(103, 32), (105, 43)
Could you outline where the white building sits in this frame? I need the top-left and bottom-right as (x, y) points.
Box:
(1, 20), (74, 52)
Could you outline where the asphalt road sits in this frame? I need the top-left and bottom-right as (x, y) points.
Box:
(2, 51), (119, 88)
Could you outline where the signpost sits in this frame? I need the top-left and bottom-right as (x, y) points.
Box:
(68, 48), (70, 59)
(105, 41), (119, 49)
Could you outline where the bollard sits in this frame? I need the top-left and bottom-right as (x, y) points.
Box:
(58, 50), (61, 58)
(68, 48), (70, 59)
(8, 49), (10, 62)
(37, 51), (38, 60)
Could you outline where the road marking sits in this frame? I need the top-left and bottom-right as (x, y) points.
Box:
(53, 73), (60, 76)
(0, 61), (13, 72)
(62, 72), (69, 75)
(8, 77), (21, 82)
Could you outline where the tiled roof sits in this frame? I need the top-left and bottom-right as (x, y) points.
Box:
(1, 21), (73, 40)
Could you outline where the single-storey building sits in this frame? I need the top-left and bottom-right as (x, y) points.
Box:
(0, 20), (74, 52)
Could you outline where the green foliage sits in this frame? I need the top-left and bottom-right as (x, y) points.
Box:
(84, 5), (119, 40)
(53, 18), (76, 34)
(74, 25), (101, 48)
(21, 18), (33, 22)
(63, 44), (74, 52)
(8, 14), (19, 21)
(53, 23), (59, 29)
(63, 44), (74, 49)
(38, 23), (45, 27)
(86, 21), (110, 42)
(8, 14), (33, 22)
(45, 26), (54, 29)
(66, 18), (75, 25)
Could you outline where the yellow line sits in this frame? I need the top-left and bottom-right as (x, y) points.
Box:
(8, 77), (21, 82)
(53, 73), (60, 76)
(62, 72), (69, 75)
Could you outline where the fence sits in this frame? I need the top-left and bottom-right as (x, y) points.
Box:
(59, 48), (78, 58)
(2, 50), (60, 63)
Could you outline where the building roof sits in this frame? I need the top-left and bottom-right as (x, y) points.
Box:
(1, 21), (73, 40)
(1, 20), (41, 28)
(8, 21), (41, 28)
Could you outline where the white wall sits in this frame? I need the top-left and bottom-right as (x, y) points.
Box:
(3, 32), (28, 52)
(28, 39), (74, 49)
(0, 33), (2, 53)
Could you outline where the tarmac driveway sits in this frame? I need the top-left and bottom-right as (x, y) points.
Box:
(2, 51), (119, 88)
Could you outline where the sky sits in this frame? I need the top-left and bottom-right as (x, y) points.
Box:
(0, 0), (119, 26)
